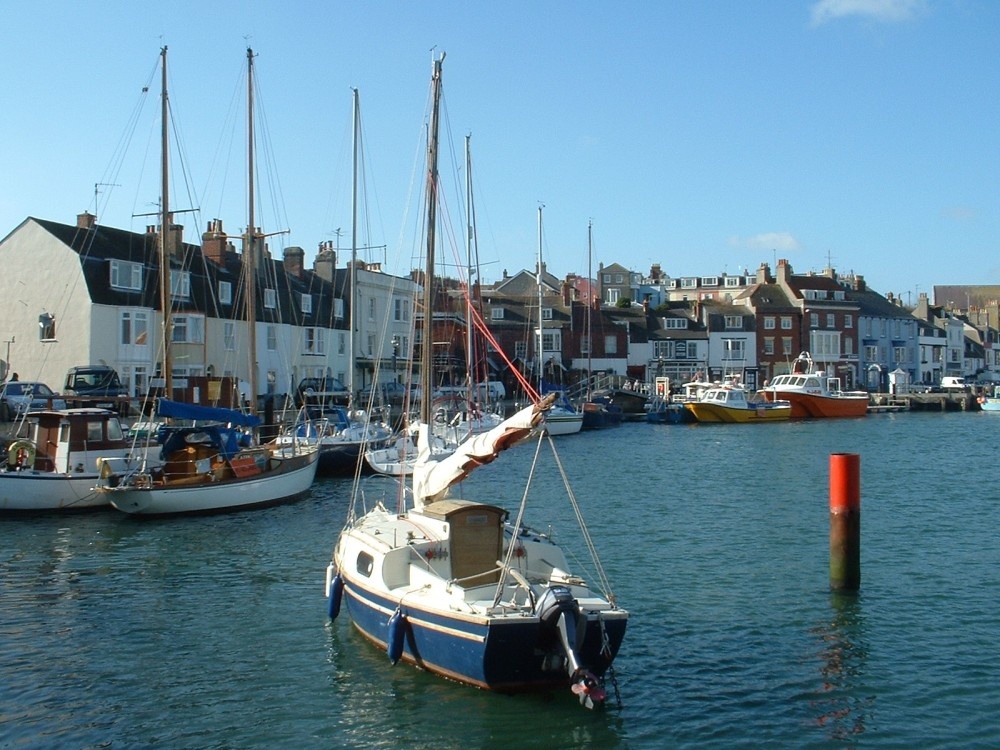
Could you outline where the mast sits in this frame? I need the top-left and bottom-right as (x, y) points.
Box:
(464, 134), (474, 396)
(158, 46), (173, 397)
(537, 205), (544, 394)
(586, 220), (593, 399)
(349, 88), (359, 404)
(420, 53), (445, 426)
(244, 47), (258, 413)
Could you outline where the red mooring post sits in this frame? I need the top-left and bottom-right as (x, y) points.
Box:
(829, 453), (861, 591)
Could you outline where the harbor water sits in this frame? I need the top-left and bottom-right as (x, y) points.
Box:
(3, 411), (999, 748)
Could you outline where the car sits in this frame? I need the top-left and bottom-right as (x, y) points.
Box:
(294, 377), (350, 409)
(0, 381), (66, 420)
(63, 365), (129, 414)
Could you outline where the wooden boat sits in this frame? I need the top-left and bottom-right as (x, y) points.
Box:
(0, 408), (147, 511)
(684, 386), (791, 423)
(328, 56), (626, 709)
(761, 352), (870, 418)
(97, 48), (319, 514)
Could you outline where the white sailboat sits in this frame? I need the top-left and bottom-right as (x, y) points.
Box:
(98, 47), (318, 515)
(327, 55), (627, 708)
(535, 206), (583, 436)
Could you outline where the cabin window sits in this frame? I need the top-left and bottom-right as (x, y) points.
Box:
(87, 420), (103, 442)
(356, 551), (374, 577)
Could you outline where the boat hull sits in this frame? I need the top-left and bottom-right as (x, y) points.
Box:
(106, 447), (319, 515)
(0, 471), (108, 511)
(685, 402), (791, 423)
(340, 572), (627, 692)
(764, 391), (869, 418)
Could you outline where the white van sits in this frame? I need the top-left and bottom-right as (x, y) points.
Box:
(940, 376), (970, 391)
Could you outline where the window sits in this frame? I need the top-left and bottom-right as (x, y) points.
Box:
(845, 314), (853, 329)
(865, 345), (879, 361)
(515, 341), (527, 360)
(810, 313), (819, 328)
(542, 308), (554, 320)
(264, 288), (277, 309)
(681, 278), (698, 289)
(338, 333), (346, 355)
(764, 316), (776, 330)
(663, 318), (688, 330)
(542, 332), (558, 352)
(394, 298), (410, 322)
(604, 335), (617, 355)
(367, 333), (376, 357)
(833, 290), (845, 300)
(781, 317), (793, 330)
(652, 340), (671, 358)
(827, 313), (836, 328)
(266, 325), (277, 351)
(491, 307), (505, 320)
(580, 336), (590, 355)
(38, 312), (56, 341)
(335, 298), (345, 320)
(782, 337), (793, 355)
(725, 277), (742, 288)
(603, 274), (611, 284)
(171, 314), (204, 343)
(224, 321), (236, 351)
(304, 327), (325, 355)
(894, 346), (907, 364)
(843, 338), (853, 355)
(218, 281), (232, 305)
(300, 293), (312, 315)
(110, 259), (143, 290)
(120, 310), (149, 346)
(368, 298), (376, 321)
(724, 315), (742, 329)
(701, 276), (719, 286)
(812, 331), (840, 358)
(170, 270), (190, 299)
(615, 274), (623, 284)
(722, 338), (745, 360)
(606, 288), (620, 305)
(764, 337), (774, 355)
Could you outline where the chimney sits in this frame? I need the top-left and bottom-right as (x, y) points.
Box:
(561, 279), (573, 305)
(756, 263), (773, 284)
(202, 219), (229, 266)
(853, 274), (866, 292)
(77, 211), (96, 229)
(314, 241), (336, 282)
(283, 246), (305, 279)
(650, 263), (662, 281)
(776, 258), (792, 284)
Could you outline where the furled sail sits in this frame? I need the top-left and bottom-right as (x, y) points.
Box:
(412, 394), (554, 506)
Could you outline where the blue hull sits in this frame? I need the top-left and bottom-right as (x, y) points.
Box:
(341, 576), (627, 692)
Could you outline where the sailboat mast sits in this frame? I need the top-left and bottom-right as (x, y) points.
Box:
(159, 46), (173, 397)
(244, 47), (258, 412)
(587, 219), (593, 399)
(421, 53), (444, 426)
(349, 88), (359, 403)
(537, 205), (544, 394)
(464, 134), (474, 393)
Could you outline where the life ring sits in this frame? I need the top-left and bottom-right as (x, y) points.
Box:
(8, 440), (36, 469)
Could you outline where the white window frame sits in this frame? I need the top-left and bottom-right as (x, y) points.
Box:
(218, 281), (232, 305)
(110, 259), (143, 290)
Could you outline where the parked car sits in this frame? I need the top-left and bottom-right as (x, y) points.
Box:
(294, 377), (350, 409)
(0, 381), (66, 421)
(940, 376), (971, 392)
(63, 365), (129, 414)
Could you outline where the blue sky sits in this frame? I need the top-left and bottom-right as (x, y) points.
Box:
(2, 0), (997, 305)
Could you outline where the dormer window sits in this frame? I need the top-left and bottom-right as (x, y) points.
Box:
(491, 307), (505, 320)
(110, 259), (143, 290)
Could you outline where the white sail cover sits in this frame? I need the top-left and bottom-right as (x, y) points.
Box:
(412, 394), (554, 506)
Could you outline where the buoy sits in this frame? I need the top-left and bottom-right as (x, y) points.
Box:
(327, 573), (344, 621)
(387, 609), (406, 664)
(829, 453), (861, 591)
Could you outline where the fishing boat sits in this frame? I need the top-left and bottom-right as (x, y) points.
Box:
(761, 352), (870, 418)
(0, 408), (148, 511)
(97, 48), (319, 515)
(684, 385), (791, 423)
(327, 56), (627, 709)
(978, 386), (1000, 412)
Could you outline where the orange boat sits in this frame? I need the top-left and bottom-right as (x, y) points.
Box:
(761, 352), (869, 418)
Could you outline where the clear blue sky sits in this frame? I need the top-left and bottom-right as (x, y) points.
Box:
(2, 0), (997, 306)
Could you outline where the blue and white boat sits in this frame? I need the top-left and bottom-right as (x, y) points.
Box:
(326, 56), (626, 708)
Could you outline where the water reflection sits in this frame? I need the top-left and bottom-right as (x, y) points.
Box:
(810, 592), (874, 740)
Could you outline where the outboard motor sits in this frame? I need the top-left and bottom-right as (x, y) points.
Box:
(535, 585), (607, 709)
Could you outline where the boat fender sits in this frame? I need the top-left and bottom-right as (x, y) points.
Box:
(387, 609), (407, 664)
(327, 572), (344, 621)
(8, 440), (36, 470)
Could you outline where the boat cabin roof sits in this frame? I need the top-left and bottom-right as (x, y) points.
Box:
(418, 498), (507, 522)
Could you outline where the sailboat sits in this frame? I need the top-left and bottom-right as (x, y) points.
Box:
(578, 221), (623, 430)
(286, 87), (392, 476)
(326, 55), (627, 708)
(98, 47), (319, 515)
(535, 206), (583, 436)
